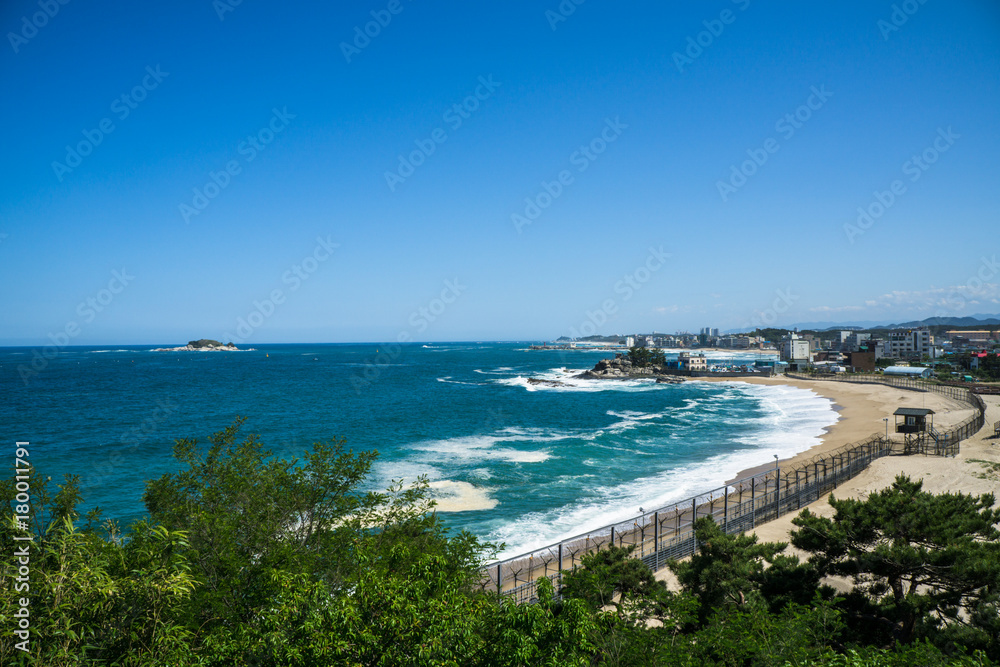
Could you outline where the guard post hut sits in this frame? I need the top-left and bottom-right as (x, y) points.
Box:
(893, 407), (935, 453)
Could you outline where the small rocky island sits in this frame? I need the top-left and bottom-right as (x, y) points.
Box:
(576, 354), (683, 383)
(152, 339), (240, 352)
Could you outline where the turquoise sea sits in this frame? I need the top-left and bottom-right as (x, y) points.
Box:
(0, 343), (836, 557)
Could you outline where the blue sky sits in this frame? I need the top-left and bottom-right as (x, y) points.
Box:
(2, 1), (998, 344)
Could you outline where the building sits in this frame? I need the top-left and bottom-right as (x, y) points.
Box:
(893, 407), (934, 434)
(625, 336), (635, 348)
(883, 328), (933, 360)
(971, 352), (1000, 369)
(848, 351), (876, 372)
(780, 332), (812, 365)
(843, 332), (871, 352)
(946, 330), (994, 342)
(677, 351), (708, 371)
(883, 365), (933, 379)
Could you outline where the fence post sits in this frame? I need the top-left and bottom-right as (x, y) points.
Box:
(774, 469), (781, 518)
(723, 487), (729, 534)
(496, 563), (501, 596)
(558, 543), (563, 591)
(692, 497), (698, 555)
(652, 511), (659, 570)
(610, 526), (615, 548)
(751, 477), (756, 528)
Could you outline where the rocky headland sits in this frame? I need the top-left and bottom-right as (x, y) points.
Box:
(575, 356), (684, 383)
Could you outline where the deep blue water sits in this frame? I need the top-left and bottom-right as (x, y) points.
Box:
(0, 342), (834, 556)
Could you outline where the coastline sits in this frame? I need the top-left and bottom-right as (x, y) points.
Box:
(693, 375), (975, 485)
(750, 389), (1000, 550)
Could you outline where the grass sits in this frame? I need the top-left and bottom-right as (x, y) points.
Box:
(967, 458), (1000, 480)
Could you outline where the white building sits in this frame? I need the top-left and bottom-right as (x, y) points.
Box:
(678, 352), (707, 371)
(780, 332), (812, 363)
(883, 328), (933, 359)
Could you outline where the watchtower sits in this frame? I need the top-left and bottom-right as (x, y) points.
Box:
(894, 407), (936, 454)
(893, 407), (934, 434)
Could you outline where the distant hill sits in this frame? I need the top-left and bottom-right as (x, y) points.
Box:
(785, 314), (1000, 332)
(723, 314), (1000, 335)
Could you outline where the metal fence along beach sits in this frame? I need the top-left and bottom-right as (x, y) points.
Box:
(483, 373), (987, 604)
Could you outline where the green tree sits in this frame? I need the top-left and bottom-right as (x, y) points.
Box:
(0, 475), (199, 666)
(627, 346), (651, 366)
(791, 476), (1000, 657)
(142, 417), (395, 630)
(670, 517), (821, 624)
(561, 544), (672, 619)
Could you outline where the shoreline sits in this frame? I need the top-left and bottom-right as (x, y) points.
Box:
(690, 375), (974, 486)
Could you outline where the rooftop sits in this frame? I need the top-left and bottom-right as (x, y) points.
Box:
(893, 407), (935, 417)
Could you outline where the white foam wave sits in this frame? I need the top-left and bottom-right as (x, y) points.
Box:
(488, 382), (838, 558)
(409, 427), (576, 465)
(473, 367), (518, 375)
(436, 376), (483, 386)
(496, 367), (663, 393)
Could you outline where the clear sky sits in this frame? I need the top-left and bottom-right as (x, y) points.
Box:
(2, 1), (999, 344)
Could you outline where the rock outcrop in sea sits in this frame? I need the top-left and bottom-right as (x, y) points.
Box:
(576, 356), (684, 383)
(152, 339), (240, 352)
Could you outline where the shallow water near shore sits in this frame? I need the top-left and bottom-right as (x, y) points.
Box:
(0, 343), (834, 557)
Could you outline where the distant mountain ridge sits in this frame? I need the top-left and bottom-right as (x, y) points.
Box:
(781, 314), (1000, 332)
(719, 314), (1000, 334)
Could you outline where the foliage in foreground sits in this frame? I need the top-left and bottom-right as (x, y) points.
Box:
(1, 420), (998, 666)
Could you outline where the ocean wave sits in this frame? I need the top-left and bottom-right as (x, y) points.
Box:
(487, 382), (837, 558)
(436, 376), (484, 386)
(473, 367), (518, 375)
(496, 367), (663, 393)
(86, 349), (133, 353)
(408, 428), (577, 465)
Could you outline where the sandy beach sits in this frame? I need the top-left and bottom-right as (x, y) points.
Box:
(483, 373), (997, 598)
(653, 376), (1000, 589)
(744, 378), (1000, 542)
(694, 375), (977, 480)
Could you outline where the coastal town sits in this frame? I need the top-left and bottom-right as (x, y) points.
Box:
(536, 319), (1000, 383)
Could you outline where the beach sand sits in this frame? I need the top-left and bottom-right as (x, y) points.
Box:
(655, 377), (999, 589)
(693, 375), (976, 479)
